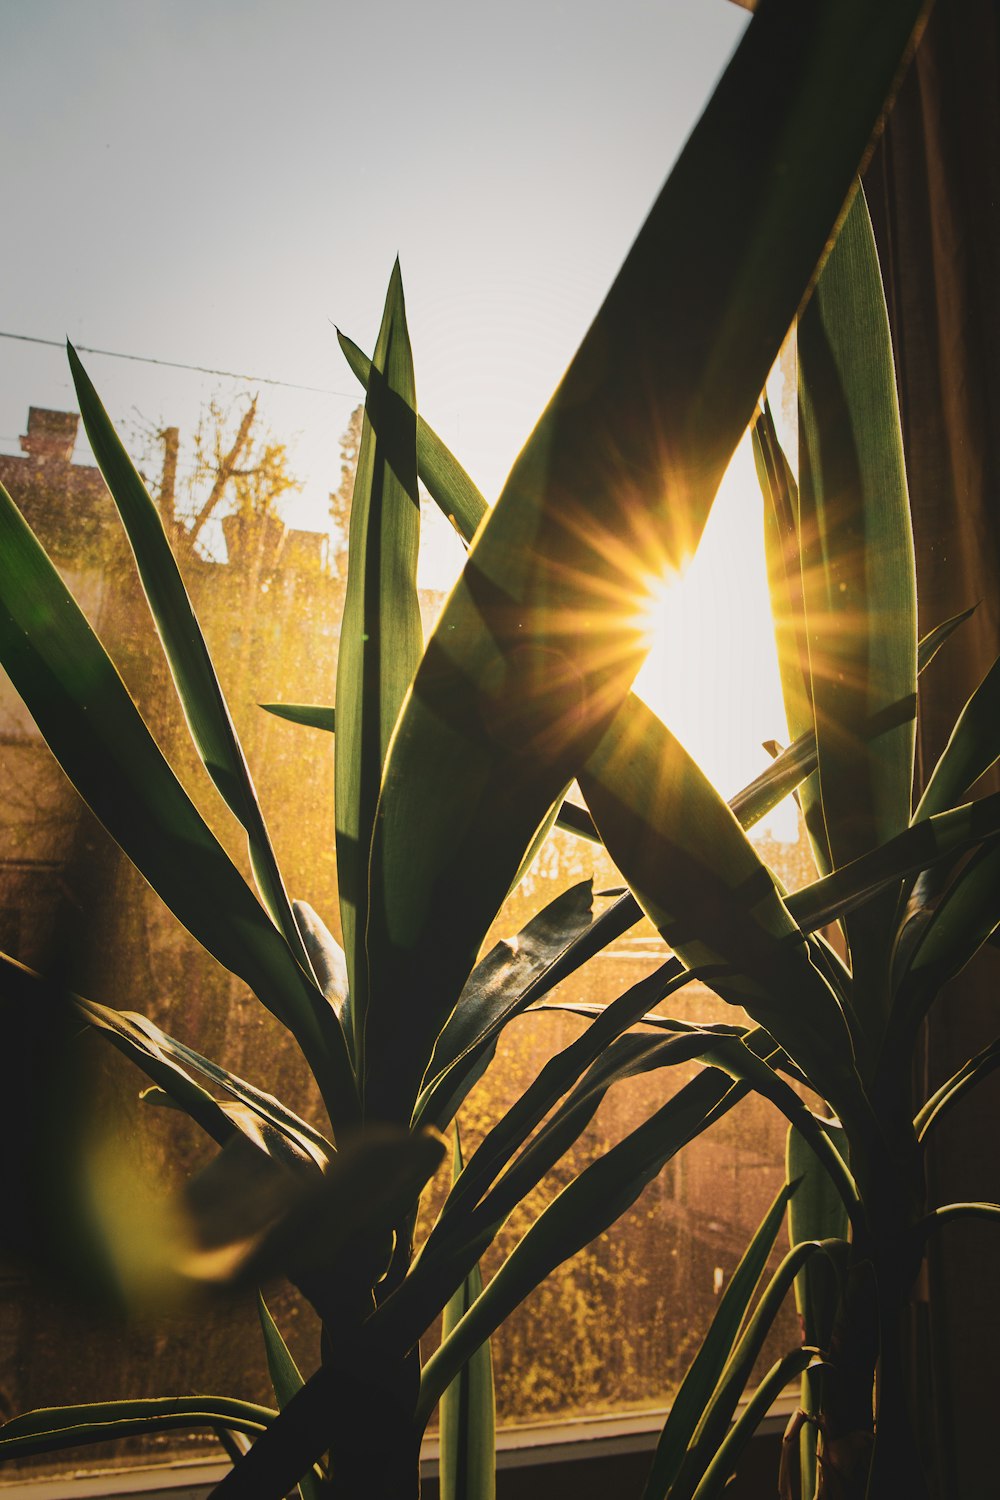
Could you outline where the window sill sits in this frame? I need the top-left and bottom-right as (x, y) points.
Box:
(0, 1401), (795, 1499)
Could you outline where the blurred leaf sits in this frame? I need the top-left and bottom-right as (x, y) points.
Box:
(260, 702), (336, 732)
(0, 480), (356, 1131)
(360, 0), (930, 1122)
(177, 1124), (445, 1293)
(796, 186), (917, 1023)
(579, 692), (861, 1116)
(257, 1295), (325, 1500)
(0, 1395), (275, 1459)
(335, 261), (422, 1078)
(69, 345), (314, 977)
(643, 1182), (800, 1500)
(439, 1125), (495, 1500)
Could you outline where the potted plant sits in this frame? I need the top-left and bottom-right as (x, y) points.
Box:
(0, 1), (956, 1496)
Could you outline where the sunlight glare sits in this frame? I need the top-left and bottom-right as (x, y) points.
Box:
(632, 431), (798, 842)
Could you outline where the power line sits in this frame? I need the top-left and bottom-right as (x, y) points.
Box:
(0, 330), (358, 397)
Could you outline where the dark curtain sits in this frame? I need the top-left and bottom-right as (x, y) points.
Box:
(866, 2), (1000, 1494)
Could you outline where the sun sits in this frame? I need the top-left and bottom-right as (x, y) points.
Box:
(631, 431), (798, 842)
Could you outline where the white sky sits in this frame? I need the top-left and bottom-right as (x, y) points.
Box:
(0, 0), (800, 831)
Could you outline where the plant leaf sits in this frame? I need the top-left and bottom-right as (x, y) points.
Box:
(753, 394), (832, 875)
(786, 792), (1000, 934)
(915, 652), (1000, 821)
(257, 1293), (305, 1406)
(579, 692), (861, 1118)
(900, 840), (1000, 998)
(0, 1395), (275, 1459)
(0, 484), (356, 1130)
(337, 327), (488, 545)
(335, 260), (422, 1079)
(257, 1295), (324, 1500)
(785, 1122), (851, 1499)
(293, 901), (353, 1066)
(796, 185), (917, 1025)
(360, 0), (930, 1123)
(69, 344), (314, 977)
(439, 1124), (496, 1500)
(914, 1036), (1000, 1141)
(260, 702), (336, 732)
(914, 605), (977, 675)
(689, 1349), (816, 1500)
(675, 1240), (845, 1500)
(642, 1181), (800, 1500)
(415, 880), (613, 1129)
(414, 1068), (747, 1428)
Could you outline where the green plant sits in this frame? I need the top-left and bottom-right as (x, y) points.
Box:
(0, 2), (942, 1497)
(595, 176), (1000, 1500)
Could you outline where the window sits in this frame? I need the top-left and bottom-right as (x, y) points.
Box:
(0, 400), (806, 1485)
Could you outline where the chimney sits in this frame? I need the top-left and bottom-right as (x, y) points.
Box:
(20, 408), (79, 464)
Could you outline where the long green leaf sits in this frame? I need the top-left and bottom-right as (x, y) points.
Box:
(293, 900), (353, 1068)
(914, 1037), (1000, 1141)
(914, 605), (978, 675)
(359, 0), (929, 1123)
(901, 840), (1000, 996)
(439, 1125), (495, 1500)
(915, 652), (1000, 821)
(335, 260), (422, 1079)
(69, 344), (313, 977)
(796, 185), (917, 1030)
(0, 1395), (275, 1459)
(207, 1364), (341, 1500)
(786, 1123), (850, 1499)
(674, 1240), (845, 1500)
(260, 701), (336, 732)
(914, 1202), (1000, 1249)
(0, 481), (356, 1132)
(0, 953), (332, 1164)
(415, 880), (613, 1129)
(787, 792), (1000, 934)
(579, 691), (861, 1118)
(337, 327), (488, 545)
(753, 395), (832, 877)
(689, 1349), (815, 1500)
(257, 1295), (324, 1500)
(473, 1027), (858, 1242)
(78, 997), (332, 1169)
(642, 1181), (799, 1500)
(415, 1069), (747, 1429)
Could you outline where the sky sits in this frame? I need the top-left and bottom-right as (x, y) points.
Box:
(0, 0), (799, 832)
